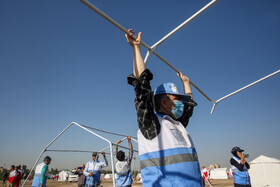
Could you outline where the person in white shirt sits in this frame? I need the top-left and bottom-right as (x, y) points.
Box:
(83, 152), (108, 187)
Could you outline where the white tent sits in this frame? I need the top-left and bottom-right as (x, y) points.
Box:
(58, 170), (70, 181)
(209, 168), (231, 179)
(100, 174), (105, 179)
(136, 173), (142, 183)
(104, 174), (113, 179)
(249, 155), (280, 187)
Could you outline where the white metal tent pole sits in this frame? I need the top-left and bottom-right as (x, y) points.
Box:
(211, 69), (280, 114)
(22, 123), (74, 187)
(79, 0), (177, 72)
(143, 50), (151, 65)
(23, 122), (116, 187)
(144, 0), (218, 63)
(73, 122), (112, 144)
(80, 0), (214, 103)
(131, 137), (138, 143)
(79, 0), (150, 50)
(110, 142), (116, 187)
(98, 137), (127, 155)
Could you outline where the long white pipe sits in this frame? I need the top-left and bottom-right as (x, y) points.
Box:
(80, 0), (215, 103)
(144, 0), (217, 64)
(151, 0), (218, 50)
(109, 142), (116, 187)
(22, 123), (74, 187)
(211, 70), (280, 114)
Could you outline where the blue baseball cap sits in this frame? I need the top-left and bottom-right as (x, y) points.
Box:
(231, 146), (244, 154)
(154, 82), (191, 102)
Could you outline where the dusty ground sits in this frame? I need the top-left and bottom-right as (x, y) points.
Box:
(1, 179), (234, 187)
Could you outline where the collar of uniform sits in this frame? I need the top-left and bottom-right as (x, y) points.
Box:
(155, 112), (179, 124)
(155, 111), (168, 118)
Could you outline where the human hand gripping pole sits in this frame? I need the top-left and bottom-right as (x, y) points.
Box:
(80, 0), (279, 114)
(177, 71), (193, 99)
(80, 0), (215, 104)
(125, 29), (145, 79)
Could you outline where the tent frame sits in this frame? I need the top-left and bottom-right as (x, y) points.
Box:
(80, 0), (280, 114)
(80, 0), (217, 105)
(22, 122), (138, 187)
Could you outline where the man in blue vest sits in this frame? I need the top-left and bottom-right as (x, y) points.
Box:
(32, 156), (52, 187)
(230, 147), (251, 187)
(84, 152), (108, 187)
(125, 29), (203, 187)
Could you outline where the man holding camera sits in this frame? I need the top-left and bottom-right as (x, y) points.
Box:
(230, 146), (251, 187)
(74, 164), (86, 187)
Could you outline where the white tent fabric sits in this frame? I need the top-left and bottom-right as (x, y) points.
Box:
(209, 168), (231, 179)
(100, 174), (105, 179)
(104, 174), (113, 179)
(249, 155), (280, 187)
(58, 170), (70, 181)
(136, 173), (142, 183)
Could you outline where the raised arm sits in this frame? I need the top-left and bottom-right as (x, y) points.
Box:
(127, 136), (133, 150)
(177, 71), (193, 99)
(126, 30), (161, 140)
(101, 152), (108, 167)
(125, 29), (146, 78)
(127, 136), (133, 164)
(177, 71), (197, 127)
(115, 140), (122, 152)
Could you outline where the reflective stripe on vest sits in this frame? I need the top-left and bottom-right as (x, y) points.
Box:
(116, 170), (130, 176)
(140, 152), (198, 169)
(137, 114), (204, 187)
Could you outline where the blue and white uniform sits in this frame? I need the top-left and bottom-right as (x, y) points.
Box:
(32, 162), (49, 187)
(138, 113), (203, 187)
(230, 156), (251, 186)
(115, 149), (133, 187)
(84, 158), (108, 187)
(128, 69), (202, 187)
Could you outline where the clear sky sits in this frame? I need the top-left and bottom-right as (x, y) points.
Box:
(0, 0), (279, 171)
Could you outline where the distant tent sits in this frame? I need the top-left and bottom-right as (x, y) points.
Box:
(136, 173), (142, 183)
(249, 155), (280, 187)
(104, 174), (113, 179)
(229, 168), (234, 178)
(209, 168), (231, 179)
(58, 170), (69, 181)
(100, 174), (105, 179)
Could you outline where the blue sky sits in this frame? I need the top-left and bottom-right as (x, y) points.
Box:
(0, 0), (279, 171)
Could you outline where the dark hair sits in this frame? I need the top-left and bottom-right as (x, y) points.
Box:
(154, 94), (168, 112)
(116, 151), (125, 161)
(11, 165), (15, 169)
(16, 165), (21, 169)
(44, 156), (52, 161)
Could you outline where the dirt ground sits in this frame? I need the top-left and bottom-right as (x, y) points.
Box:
(1, 179), (234, 187)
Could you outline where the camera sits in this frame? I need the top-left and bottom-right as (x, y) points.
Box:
(78, 167), (82, 169)
(244, 154), (249, 158)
